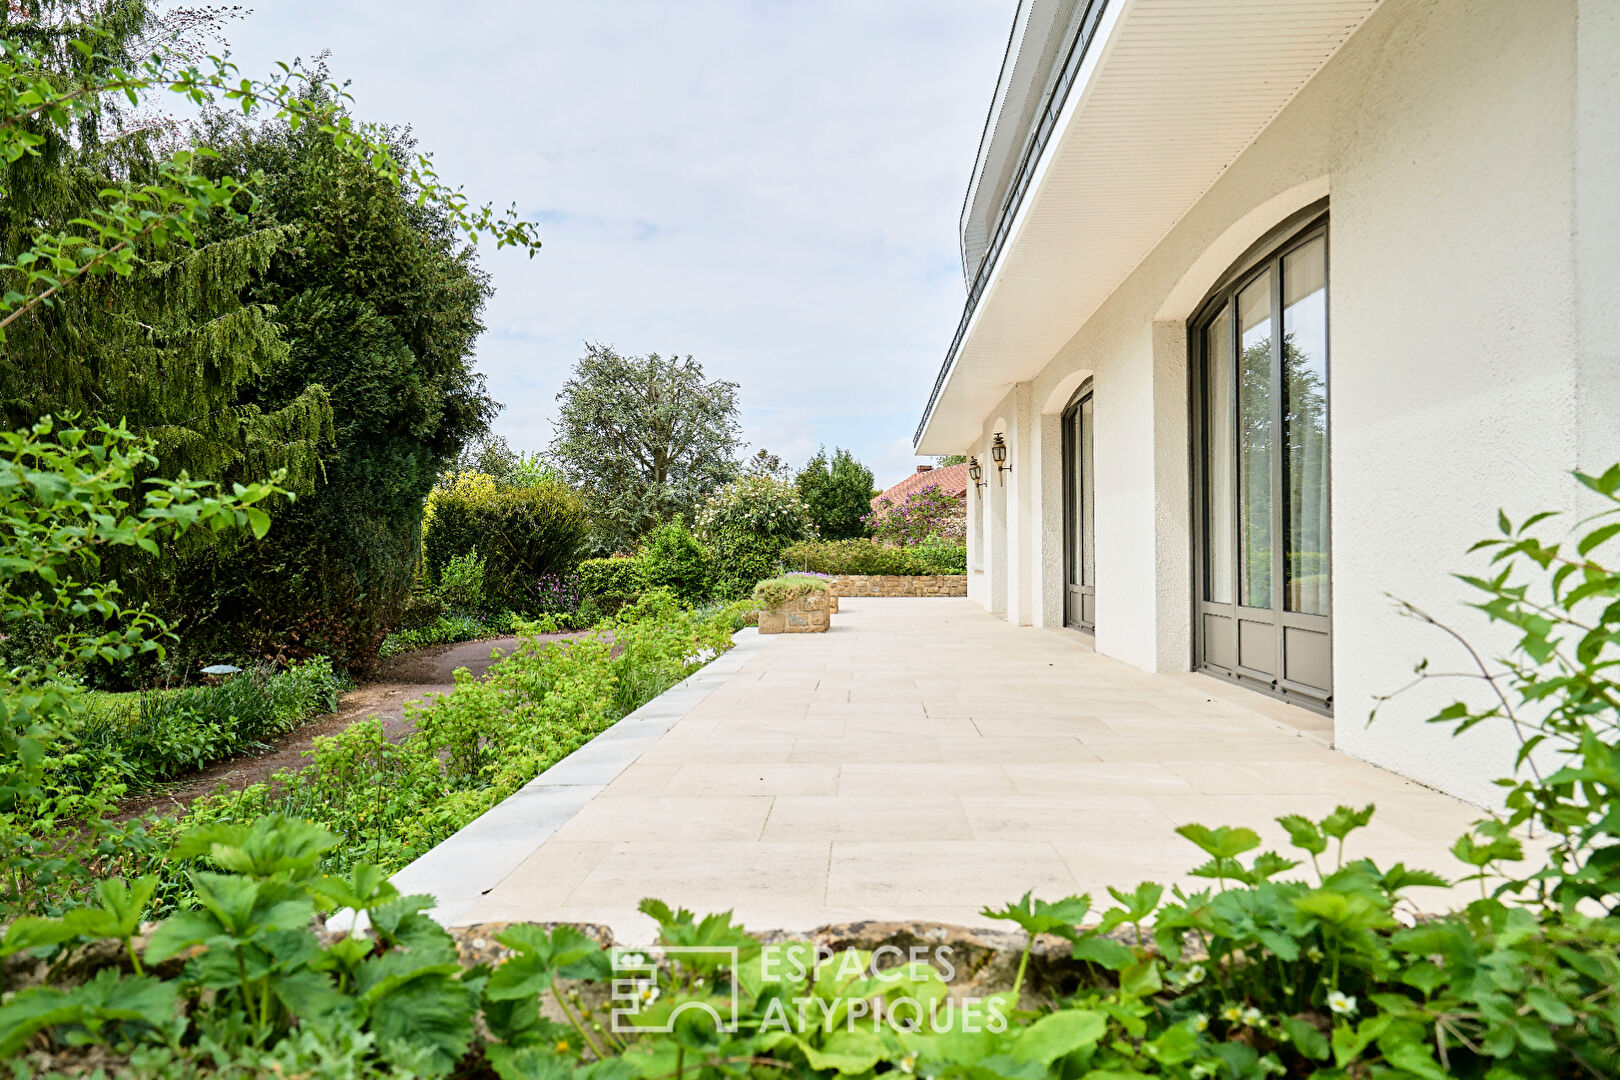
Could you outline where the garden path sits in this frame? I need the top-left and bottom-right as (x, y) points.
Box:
(407, 599), (1505, 943)
(117, 635), (544, 821)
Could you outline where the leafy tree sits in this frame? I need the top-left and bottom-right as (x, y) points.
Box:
(795, 446), (874, 540)
(0, 4), (541, 672)
(551, 344), (741, 555)
(935, 454), (968, 467)
(132, 96), (502, 669)
(451, 434), (554, 488)
(744, 447), (790, 480)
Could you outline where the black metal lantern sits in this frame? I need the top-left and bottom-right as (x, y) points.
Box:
(967, 456), (983, 487)
(991, 433), (1010, 483)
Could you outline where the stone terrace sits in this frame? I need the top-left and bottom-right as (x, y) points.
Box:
(428, 598), (1489, 943)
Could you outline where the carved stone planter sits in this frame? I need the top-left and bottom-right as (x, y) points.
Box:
(757, 591), (832, 634)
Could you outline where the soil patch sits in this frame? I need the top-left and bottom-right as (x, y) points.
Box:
(117, 633), (578, 821)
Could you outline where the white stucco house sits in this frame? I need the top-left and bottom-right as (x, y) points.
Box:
(915, 0), (1619, 807)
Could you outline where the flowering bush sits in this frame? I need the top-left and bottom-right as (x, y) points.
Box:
(866, 482), (965, 546)
(697, 473), (817, 598)
(531, 572), (581, 615)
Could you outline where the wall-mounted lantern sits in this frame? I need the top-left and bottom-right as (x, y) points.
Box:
(991, 433), (1010, 484)
(967, 456), (984, 490)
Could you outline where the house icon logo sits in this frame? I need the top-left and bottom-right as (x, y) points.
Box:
(610, 946), (741, 1034)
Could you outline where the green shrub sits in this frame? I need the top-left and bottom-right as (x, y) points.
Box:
(434, 549), (487, 613)
(781, 536), (968, 575)
(637, 516), (711, 604)
(422, 471), (587, 610)
(377, 610), (528, 657)
(63, 659), (349, 792)
(577, 555), (644, 600)
(752, 573), (829, 609)
(697, 473), (817, 599)
(910, 531), (969, 573)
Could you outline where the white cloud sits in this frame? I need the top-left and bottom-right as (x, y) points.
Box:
(223, 0), (1009, 480)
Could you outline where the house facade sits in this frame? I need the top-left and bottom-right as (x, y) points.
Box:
(914, 0), (1619, 806)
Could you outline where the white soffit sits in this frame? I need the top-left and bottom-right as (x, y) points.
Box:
(919, 0), (1380, 452)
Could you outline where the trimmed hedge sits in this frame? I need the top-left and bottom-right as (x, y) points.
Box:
(422, 473), (587, 609)
(578, 556), (643, 599)
(780, 537), (966, 575)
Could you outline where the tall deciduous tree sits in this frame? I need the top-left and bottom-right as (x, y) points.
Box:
(795, 446), (874, 540)
(551, 344), (741, 555)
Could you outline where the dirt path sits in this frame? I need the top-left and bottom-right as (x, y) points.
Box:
(118, 634), (573, 821)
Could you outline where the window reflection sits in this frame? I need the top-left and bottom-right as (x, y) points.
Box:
(1283, 238), (1328, 614)
(1237, 271), (1273, 610)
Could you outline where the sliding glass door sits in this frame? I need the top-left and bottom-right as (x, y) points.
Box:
(1194, 222), (1330, 707)
(1062, 383), (1095, 630)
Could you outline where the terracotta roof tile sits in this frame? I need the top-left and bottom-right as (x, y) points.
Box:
(871, 463), (969, 509)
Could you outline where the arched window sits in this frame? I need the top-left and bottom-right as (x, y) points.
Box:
(1061, 381), (1094, 631)
(1192, 215), (1330, 709)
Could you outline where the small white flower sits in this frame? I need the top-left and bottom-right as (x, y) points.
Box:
(1240, 1006), (1262, 1026)
(619, 951), (647, 969)
(1221, 1005), (1243, 1023)
(1327, 990), (1357, 1016)
(1192, 1013), (1209, 1033)
(898, 1054), (918, 1074)
(1306, 946), (1324, 963)
(637, 983), (661, 1006)
(1184, 963), (1206, 985)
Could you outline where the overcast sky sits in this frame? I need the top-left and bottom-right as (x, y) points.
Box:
(222, 1), (1010, 490)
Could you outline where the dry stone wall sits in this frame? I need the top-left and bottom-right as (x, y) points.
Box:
(830, 575), (967, 597)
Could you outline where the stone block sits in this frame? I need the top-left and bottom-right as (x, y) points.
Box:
(757, 591), (831, 634)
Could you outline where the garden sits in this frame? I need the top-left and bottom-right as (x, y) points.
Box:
(5, 3), (1620, 1078)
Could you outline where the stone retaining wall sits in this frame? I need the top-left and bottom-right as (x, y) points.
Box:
(829, 574), (967, 597)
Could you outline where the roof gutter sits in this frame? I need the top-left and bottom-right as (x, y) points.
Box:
(913, 0), (1112, 449)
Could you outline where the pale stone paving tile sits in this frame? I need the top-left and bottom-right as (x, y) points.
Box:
(551, 796), (775, 843)
(763, 796), (973, 842)
(447, 598), (1495, 932)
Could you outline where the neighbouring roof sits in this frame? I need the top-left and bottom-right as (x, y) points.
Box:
(871, 464), (969, 510)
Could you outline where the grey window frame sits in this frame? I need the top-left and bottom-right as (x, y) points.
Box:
(1061, 380), (1095, 631)
(1188, 205), (1332, 712)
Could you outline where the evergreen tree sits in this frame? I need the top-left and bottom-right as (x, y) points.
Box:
(795, 447), (874, 540)
(0, 1), (334, 490)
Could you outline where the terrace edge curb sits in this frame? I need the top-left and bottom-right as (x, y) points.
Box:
(341, 627), (771, 930)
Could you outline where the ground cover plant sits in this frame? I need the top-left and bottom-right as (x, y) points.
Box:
(753, 574), (830, 610)
(66, 659), (347, 792)
(174, 592), (746, 888)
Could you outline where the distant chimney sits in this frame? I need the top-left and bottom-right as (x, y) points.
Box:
(915, 464), (933, 473)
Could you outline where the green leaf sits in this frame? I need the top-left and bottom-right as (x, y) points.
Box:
(487, 1044), (575, 1080)
(1320, 804), (1375, 841)
(1279, 1015), (1329, 1061)
(1175, 823), (1260, 859)
(981, 892), (1091, 939)
(368, 969), (476, 1078)
(1277, 814), (1327, 856)
(1011, 1010), (1107, 1064)
(1071, 936), (1135, 971)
